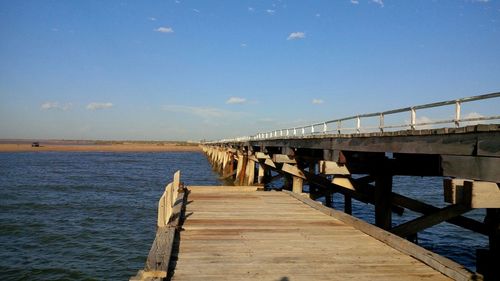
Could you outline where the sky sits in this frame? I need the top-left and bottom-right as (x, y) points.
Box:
(1, 0), (499, 141)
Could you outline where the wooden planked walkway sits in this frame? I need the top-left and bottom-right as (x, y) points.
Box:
(170, 186), (452, 281)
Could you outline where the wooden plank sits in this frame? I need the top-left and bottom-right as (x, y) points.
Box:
(281, 163), (306, 179)
(132, 179), (187, 281)
(284, 190), (480, 281)
(263, 158), (276, 168)
(257, 164), (265, 184)
(332, 177), (355, 190)
(172, 186), (459, 281)
(444, 179), (500, 208)
(441, 155), (500, 182)
(245, 159), (255, 185)
(319, 160), (350, 175)
(375, 173), (393, 230)
(391, 191), (488, 235)
(173, 171), (181, 190)
(443, 178), (465, 204)
(390, 204), (471, 238)
(252, 132), (481, 155)
(292, 176), (303, 193)
(255, 152), (270, 159)
(248, 155), (258, 162)
(477, 132), (500, 157)
(157, 183), (173, 228)
(144, 226), (174, 278)
(221, 170), (236, 180)
(465, 181), (500, 208)
(272, 154), (297, 164)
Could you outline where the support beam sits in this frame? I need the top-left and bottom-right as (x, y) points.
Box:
(264, 158), (276, 168)
(375, 172), (393, 230)
(477, 208), (500, 280)
(245, 158), (256, 185)
(344, 195), (352, 215)
(272, 154), (297, 164)
(281, 163), (306, 179)
(257, 164), (265, 184)
(292, 176), (303, 194)
(442, 155), (500, 183)
(444, 179), (500, 208)
(390, 191), (488, 235)
(255, 152), (270, 159)
(390, 204), (471, 238)
(319, 160), (350, 175)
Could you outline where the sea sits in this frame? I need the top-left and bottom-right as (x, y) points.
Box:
(0, 152), (487, 280)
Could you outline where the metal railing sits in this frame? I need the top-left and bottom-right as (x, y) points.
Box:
(209, 92), (500, 143)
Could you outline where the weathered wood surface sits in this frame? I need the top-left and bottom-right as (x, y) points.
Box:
(169, 186), (465, 281)
(131, 171), (185, 281)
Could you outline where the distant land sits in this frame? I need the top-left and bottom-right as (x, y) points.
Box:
(0, 139), (201, 152)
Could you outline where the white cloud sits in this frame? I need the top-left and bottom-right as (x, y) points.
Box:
(258, 118), (275, 123)
(464, 112), (484, 119)
(287, 31), (306, 40)
(240, 43), (247, 47)
(312, 99), (324, 105)
(473, 0), (489, 2)
(350, 0), (359, 4)
(87, 102), (113, 111)
(248, 7), (255, 12)
(315, 13), (321, 17)
(463, 112), (485, 125)
(41, 101), (72, 111)
(192, 8), (200, 13)
(163, 105), (242, 119)
(226, 97), (247, 104)
(156, 26), (174, 33)
(266, 9), (275, 15)
(175, 0), (180, 3)
(149, 17), (157, 21)
(372, 0), (384, 7)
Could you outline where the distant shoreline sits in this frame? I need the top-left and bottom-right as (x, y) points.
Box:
(0, 142), (201, 152)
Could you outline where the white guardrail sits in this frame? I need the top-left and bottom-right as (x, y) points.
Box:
(209, 92), (500, 143)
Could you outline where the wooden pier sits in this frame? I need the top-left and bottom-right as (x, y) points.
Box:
(131, 174), (474, 281)
(131, 93), (499, 280)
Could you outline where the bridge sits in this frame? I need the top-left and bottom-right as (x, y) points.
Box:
(132, 93), (500, 280)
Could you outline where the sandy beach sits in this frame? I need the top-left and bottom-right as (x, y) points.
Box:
(0, 142), (201, 152)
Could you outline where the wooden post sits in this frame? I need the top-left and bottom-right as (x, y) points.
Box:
(238, 154), (248, 186)
(257, 164), (265, 184)
(235, 153), (243, 185)
(325, 192), (333, 208)
(222, 151), (231, 177)
(230, 154), (235, 180)
(283, 174), (292, 190)
(246, 158), (255, 185)
(344, 194), (352, 215)
(477, 208), (500, 280)
(375, 172), (393, 230)
(292, 176), (303, 194)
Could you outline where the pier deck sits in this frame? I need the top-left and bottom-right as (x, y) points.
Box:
(170, 186), (451, 281)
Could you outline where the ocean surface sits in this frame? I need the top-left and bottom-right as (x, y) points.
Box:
(0, 152), (487, 280)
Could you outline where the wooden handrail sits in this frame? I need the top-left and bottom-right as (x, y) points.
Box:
(157, 171), (181, 228)
(131, 170), (185, 281)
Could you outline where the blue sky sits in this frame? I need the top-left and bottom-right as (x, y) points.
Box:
(1, 0), (499, 141)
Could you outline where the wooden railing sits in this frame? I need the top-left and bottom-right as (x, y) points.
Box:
(130, 171), (185, 281)
(157, 171), (181, 227)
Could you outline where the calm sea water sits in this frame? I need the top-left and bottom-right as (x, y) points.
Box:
(0, 152), (220, 280)
(0, 152), (487, 280)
